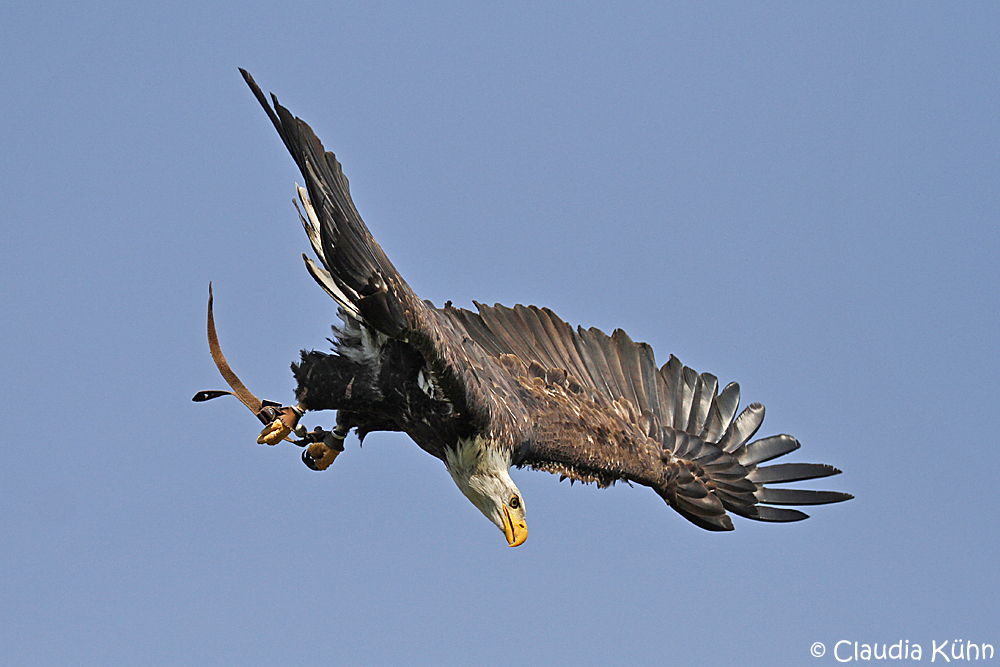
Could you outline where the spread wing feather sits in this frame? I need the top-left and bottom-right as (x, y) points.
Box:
(443, 302), (852, 531)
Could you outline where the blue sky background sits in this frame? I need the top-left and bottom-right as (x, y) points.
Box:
(2, 3), (998, 665)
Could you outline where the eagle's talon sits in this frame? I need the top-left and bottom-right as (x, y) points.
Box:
(302, 440), (341, 471)
(254, 405), (305, 445)
(257, 418), (292, 445)
(292, 427), (344, 470)
(301, 447), (320, 470)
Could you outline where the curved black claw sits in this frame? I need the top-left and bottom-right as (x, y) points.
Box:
(302, 447), (323, 471)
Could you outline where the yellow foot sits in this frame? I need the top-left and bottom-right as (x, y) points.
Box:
(257, 418), (292, 445)
(301, 426), (348, 471)
(304, 442), (341, 470)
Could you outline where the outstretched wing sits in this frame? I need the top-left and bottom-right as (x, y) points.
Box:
(241, 70), (518, 436)
(441, 303), (852, 531)
(241, 69), (414, 337)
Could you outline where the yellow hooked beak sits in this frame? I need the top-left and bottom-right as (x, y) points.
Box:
(502, 505), (528, 547)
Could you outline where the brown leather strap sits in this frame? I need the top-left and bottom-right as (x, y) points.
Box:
(206, 282), (263, 415)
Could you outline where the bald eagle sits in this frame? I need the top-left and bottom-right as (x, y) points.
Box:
(195, 70), (852, 546)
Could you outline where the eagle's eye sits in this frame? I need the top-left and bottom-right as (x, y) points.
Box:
(509, 495), (520, 509)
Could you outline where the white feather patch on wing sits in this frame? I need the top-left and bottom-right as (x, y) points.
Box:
(295, 184), (362, 319)
(295, 184), (326, 263)
(303, 256), (362, 318)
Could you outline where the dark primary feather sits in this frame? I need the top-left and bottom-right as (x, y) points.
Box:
(241, 70), (852, 532)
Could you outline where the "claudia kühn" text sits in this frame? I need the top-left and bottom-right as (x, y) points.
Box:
(834, 639), (994, 662)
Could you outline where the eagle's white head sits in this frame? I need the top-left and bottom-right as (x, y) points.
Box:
(445, 436), (527, 547)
